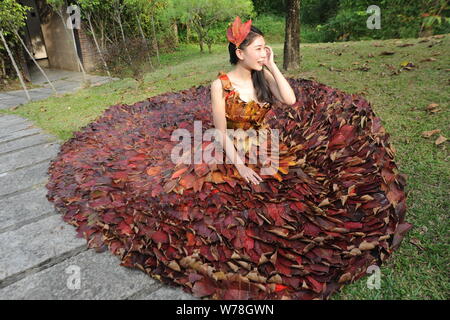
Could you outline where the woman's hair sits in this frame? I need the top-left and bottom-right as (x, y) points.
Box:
(228, 25), (276, 105)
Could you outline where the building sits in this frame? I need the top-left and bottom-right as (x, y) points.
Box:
(18, 0), (99, 80)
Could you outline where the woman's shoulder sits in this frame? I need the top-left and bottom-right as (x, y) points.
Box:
(212, 70), (232, 91)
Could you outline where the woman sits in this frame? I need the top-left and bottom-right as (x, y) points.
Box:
(210, 19), (297, 186)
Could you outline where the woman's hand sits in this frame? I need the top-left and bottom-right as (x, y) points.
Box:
(263, 45), (275, 68)
(236, 164), (263, 185)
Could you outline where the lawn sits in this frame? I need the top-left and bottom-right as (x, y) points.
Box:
(1, 34), (448, 300)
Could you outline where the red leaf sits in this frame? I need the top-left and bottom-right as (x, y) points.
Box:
(151, 231), (169, 244)
(344, 222), (363, 229)
(186, 231), (196, 246)
(192, 279), (216, 298)
(275, 284), (288, 292)
(118, 221), (132, 235)
(306, 276), (324, 293)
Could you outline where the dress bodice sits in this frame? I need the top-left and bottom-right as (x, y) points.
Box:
(217, 71), (271, 130)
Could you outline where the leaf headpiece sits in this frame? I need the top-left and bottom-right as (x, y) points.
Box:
(226, 16), (252, 49)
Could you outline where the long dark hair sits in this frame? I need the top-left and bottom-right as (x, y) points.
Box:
(228, 26), (276, 105)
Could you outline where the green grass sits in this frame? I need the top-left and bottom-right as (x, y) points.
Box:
(1, 34), (448, 300)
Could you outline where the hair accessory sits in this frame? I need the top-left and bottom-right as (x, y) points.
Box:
(226, 16), (252, 49)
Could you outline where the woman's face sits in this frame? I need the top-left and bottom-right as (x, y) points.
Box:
(237, 36), (267, 71)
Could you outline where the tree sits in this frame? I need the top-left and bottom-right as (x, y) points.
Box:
(78, 0), (112, 78)
(0, 0), (31, 100)
(168, 0), (254, 53)
(283, 0), (300, 70)
(111, 0), (132, 63)
(123, 0), (159, 70)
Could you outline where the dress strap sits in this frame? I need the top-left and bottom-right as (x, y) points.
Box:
(217, 71), (233, 92)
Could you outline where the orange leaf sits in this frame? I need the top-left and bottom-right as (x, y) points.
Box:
(275, 284), (288, 292)
(146, 166), (162, 176)
(171, 167), (188, 179)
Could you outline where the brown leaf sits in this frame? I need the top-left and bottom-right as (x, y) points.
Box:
(422, 129), (441, 138)
(435, 135), (447, 145)
(420, 57), (437, 62)
(338, 272), (352, 283)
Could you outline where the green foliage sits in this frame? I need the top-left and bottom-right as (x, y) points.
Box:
(0, 0), (31, 80)
(0, 0), (30, 34)
(251, 0), (286, 16)
(300, 0), (339, 26)
(165, 0), (255, 52)
(251, 13), (285, 43)
(314, 0), (450, 42)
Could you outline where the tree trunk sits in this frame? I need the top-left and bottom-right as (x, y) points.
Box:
(198, 34), (204, 52)
(136, 13), (154, 70)
(116, 12), (132, 64)
(14, 29), (57, 94)
(172, 21), (179, 47)
(186, 22), (191, 42)
(0, 29), (31, 101)
(283, 0), (301, 70)
(150, 13), (160, 66)
(87, 14), (112, 78)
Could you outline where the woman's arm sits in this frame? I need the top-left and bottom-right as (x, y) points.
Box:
(210, 79), (262, 185)
(263, 46), (297, 105)
(210, 79), (246, 167)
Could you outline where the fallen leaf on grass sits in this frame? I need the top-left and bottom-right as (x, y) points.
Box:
(355, 64), (370, 72)
(328, 66), (343, 72)
(420, 57), (437, 62)
(380, 51), (395, 55)
(397, 43), (414, 47)
(421, 129), (441, 138)
(400, 61), (416, 70)
(409, 238), (426, 251)
(425, 103), (441, 113)
(435, 135), (447, 145)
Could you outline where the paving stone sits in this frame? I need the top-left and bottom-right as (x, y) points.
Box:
(0, 214), (86, 282)
(0, 161), (50, 197)
(138, 286), (198, 300)
(0, 188), (56, 232)
(0, 249), (161, 300)
(0, 115), (29, 128)
(0, 133), (57, 155)
(0, 96), (27, 110)
(0, 128), (42, 144)
(0, 142), (60, 173)
(0, 121), (36, 136)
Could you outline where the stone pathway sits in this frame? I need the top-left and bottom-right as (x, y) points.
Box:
(0, 68), (118, 110)
(0, 114), (197, 300)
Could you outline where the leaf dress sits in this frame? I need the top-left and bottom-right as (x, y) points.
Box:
(46, 70), (413, 300)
